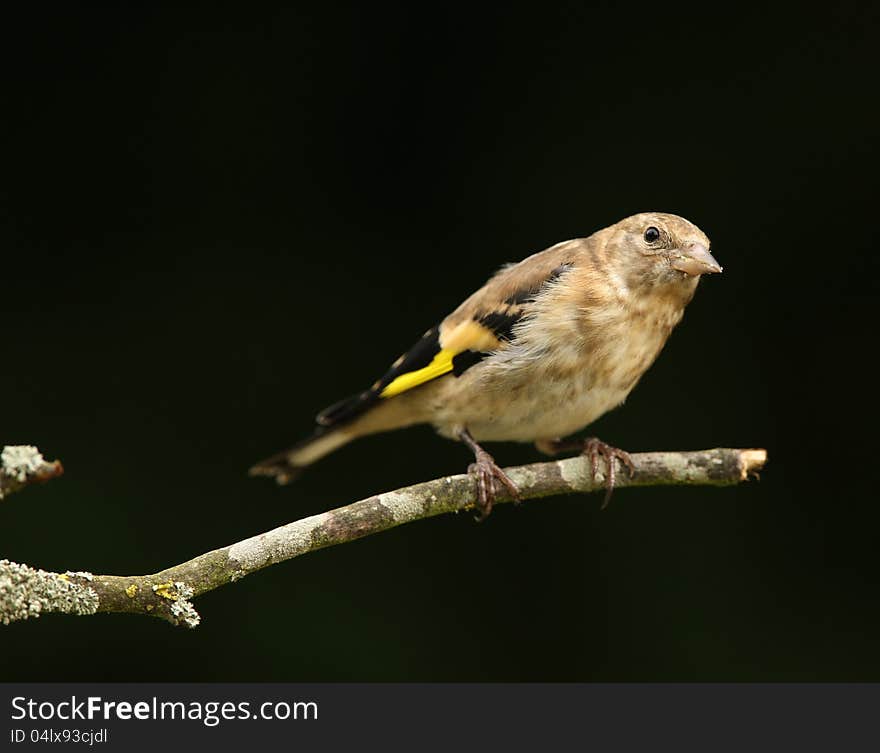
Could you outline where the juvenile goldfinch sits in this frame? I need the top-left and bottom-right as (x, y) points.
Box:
(251, 212), (721, 518)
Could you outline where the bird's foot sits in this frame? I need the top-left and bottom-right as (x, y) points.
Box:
(582, 438), (635, 509)
(459, 428), (520, 521)
(467, 448), (520, 521)
(537, 436), (635, 509)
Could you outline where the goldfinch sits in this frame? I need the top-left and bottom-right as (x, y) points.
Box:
(251, 212), (721, 518)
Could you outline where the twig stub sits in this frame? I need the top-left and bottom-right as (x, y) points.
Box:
(0, 445), (64, 500)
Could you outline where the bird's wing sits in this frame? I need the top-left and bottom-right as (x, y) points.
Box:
(316, 240), (581, 428)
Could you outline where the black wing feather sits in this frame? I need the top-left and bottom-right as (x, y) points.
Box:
(316, 326), (442, 427)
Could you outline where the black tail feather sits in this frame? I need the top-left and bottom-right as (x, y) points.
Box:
(316, 390), (378, 427)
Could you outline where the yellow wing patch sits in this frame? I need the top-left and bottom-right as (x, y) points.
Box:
(378, 320), (501, 400)
(379, 349), (455, 398)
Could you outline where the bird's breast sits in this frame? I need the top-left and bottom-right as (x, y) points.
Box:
(587, 304), (683, 393)
(430, 294), (686, 442)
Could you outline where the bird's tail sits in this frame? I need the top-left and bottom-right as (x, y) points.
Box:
(249, 389), (383, 484)
(250, 386), (428, 484)
(248, 425), (356, 484)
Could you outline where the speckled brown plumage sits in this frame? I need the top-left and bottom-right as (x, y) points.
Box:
(251, 212), (721, 515)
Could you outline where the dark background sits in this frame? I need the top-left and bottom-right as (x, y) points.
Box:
(3, 4), (878, 681)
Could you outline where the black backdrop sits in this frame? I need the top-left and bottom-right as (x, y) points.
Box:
(3, 4), (879, 681)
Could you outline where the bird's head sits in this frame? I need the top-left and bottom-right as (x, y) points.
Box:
(606, 212), (721, 294)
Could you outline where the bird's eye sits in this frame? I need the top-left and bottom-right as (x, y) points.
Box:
(644, 226), (661, 243)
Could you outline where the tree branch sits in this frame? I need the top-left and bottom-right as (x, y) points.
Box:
(0, 447), (766, 628)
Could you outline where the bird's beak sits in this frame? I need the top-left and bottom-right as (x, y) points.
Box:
(671, 242), (722, 276)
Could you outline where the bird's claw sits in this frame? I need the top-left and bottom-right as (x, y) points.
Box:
(582, 438), (635, 509)
(467, 449), (520, 521)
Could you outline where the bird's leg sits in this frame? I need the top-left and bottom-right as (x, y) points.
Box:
(535, 437), (635, 509)
(459, 428), (520, 521)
